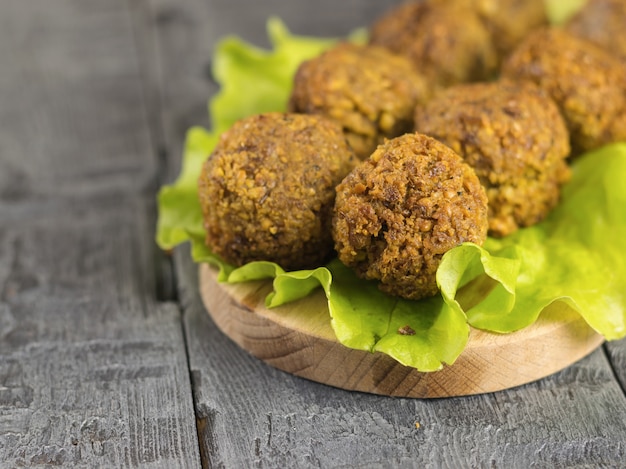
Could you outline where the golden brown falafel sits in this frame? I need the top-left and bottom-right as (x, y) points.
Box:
(458, 0), (547, 59)
(368, 0), (498, 89)
(565, 0), (626, 62)
(288, 42), (430, 159)
(332, 133), (488, 300)
(415, 80), (571, 237)
(501, 27), (626, 153)
(198, 112), (357, 270)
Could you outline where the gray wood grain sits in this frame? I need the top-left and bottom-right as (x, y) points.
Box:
(128, 0), (217, 186)
(0, 0), (201, 467)
(0, 198), (201, 468)
(0, 0), (158, 203)
(146, 0), (626, 467)
(606, 340), (626, 391)
(199, 0), (405, 49)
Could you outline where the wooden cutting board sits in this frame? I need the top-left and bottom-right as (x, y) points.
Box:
(199, 263), (604, 397)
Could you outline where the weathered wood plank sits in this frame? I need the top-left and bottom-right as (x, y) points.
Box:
(0, 0), (202, 466)
(150, 0), (626, 466)
(128, 0), (216, 185)
(199, 0), (405, 49)
(0, 0), (157, 203)
(606, 340), (626, 391)
(0, 197), (201, 468)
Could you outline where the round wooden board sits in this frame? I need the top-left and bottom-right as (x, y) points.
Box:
(199, 263), (605, 398)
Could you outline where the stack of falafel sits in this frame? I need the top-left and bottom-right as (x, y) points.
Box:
(198, 0), (626, 301)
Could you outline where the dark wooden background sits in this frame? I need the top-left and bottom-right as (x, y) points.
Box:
(1, 0), (625, 467)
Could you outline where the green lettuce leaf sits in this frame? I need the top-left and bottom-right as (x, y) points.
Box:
(156, 127), (215, 249)
(210, 18), (341, 135)
(544, 0), (587, 24)
(326, 259), (469, 371)
(439, 146), (626, 341)
(156, 18), (626, 372)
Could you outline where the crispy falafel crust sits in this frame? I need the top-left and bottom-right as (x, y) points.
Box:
(566, 0), (626, 62)
(502, 28), (626, 153)
(369, 0), (498, 89)
(198, 112), (356, 270)
(461, 0), (547, 59)
(332, 133), (488, 300)
(415, 81), (571, 237)
(289, 42), (430, 160)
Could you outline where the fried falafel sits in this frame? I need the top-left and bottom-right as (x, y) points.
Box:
(332, 133), (488, 300)
(288, 42), (430, 159)
(459, 0), (547, 59)
(415, 81), (571, 237)
(565, 0), (626, 62)
(369, 0), (498, 89)
(501, 28), (626, 153)
(198, 112), (357, 270)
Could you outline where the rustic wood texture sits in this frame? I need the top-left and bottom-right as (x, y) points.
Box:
(0, 0), (158, 201)
(606, 340), (626, 390)
(0, 0), (201, 467)
(0, 199), (200, 468)
(1, 0), (625, 467)
(198, 264), (605, 398)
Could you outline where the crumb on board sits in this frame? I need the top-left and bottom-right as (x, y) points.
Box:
(398, 325), (416, 336)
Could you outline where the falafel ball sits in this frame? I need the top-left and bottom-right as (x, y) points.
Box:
(414, 81), (571, 237)
(369, 0), (498, 89)
(456, 0), (547, 59)
(332, 133), (488, 300)
(501, 28), (626, 153)
(289, 42), (430, 159)
(198, 112), (357, 270)
(565, 0), (626, 62)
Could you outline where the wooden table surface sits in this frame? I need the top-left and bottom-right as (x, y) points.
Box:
(1, 0), (625, 467)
